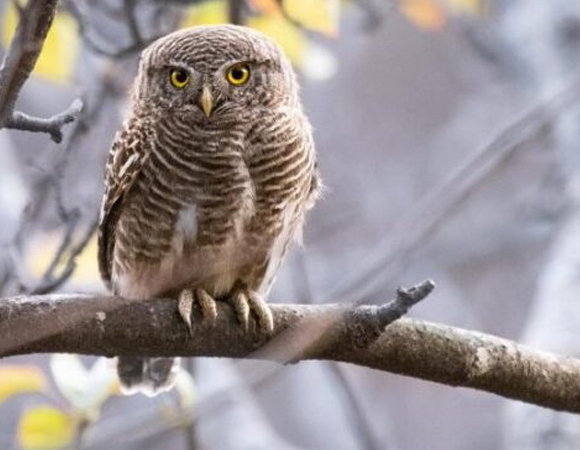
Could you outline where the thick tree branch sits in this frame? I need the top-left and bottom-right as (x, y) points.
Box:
(0, 0), (82, 142)
(1, 286), (580, 413)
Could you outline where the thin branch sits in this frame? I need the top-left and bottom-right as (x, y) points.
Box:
(122, 0), (143, 43)
(5, 99), (83, 143)
(292, 253), (386, 450)
(30, 215), (99, 295)
(0, 0), (82, 141)
(2, 284), (580, 414)
(328, 74), (580, 305)
(228, 0), (244, 25)
(65, 0), (159, 58)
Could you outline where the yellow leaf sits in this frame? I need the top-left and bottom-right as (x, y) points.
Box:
(284, 0), (339, 36)
(18, 406), (75, 450)
(400, 0), (446, 31)
(447, 0), (482, 15)
(181, 0), (229, 28)
(247, 16), (307, 67)
(1, 2), (79, 83)
(247, 0), (282, 16)
(0, 366), (47, 406)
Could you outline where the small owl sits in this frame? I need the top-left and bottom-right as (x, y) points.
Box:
(98, 25), (320, 395)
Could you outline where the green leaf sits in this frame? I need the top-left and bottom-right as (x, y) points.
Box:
(18, 406), (75, 450)
(0, 365), (47, 406)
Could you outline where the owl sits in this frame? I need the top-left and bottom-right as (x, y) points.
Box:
(98, 25), (320, 395)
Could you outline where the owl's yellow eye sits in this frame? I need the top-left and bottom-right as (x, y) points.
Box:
(170, 69), (189, 88)
(226, 64), (250, 86)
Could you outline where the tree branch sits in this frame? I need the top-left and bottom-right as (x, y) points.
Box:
(5, 99), (83, 143)
(1, 284), (580, 414)
(0, 0), (82, 142)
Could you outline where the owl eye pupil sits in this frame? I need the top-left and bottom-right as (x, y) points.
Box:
(174, 71), (187, 83)
(231, 69), (244, 80)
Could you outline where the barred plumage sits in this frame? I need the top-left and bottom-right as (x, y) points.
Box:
(97, 25), (319, 396)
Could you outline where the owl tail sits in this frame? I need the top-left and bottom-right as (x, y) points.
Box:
(117, 356), (180, 397)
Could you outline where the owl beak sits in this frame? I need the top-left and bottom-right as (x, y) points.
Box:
(200, 85), (214, 118)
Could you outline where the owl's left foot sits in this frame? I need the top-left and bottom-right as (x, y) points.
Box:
(230, 286), (274, 334)
(178, 288), (217, 336)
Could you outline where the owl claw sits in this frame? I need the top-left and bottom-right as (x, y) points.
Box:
(247, 290), (274, 334)
(230, 288), (274, 335)
(178, 288), (217, 337)
(195, 288), (218, 323)
(230, 290), (250, 332)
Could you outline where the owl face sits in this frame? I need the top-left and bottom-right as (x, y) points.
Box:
(133, 25), (298, 121)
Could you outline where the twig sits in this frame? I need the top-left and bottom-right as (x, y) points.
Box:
(328, 74), (580, 305)
(182, 358), (198, 450)
(65, 0), (159, 58)
(123, 0), (143, 43)
(296, 253), (387, 450)
(3, 288), (580, 414)
(0, 0), (82, 141)
(4, 99), (83, 143)
(31, 215), (99, 295)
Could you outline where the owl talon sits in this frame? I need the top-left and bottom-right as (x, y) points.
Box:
(247, 290), (274, 334)
(230, 290), (251, 331)
(230, 288), (273, 334)
(178, 289), (194, 336)
(178, 288), (217, 336)
(195, 288), (218, 323)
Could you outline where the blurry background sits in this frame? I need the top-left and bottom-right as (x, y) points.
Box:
(1, 0), (580, 449)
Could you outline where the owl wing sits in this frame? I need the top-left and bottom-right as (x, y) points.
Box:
(98, 119), (151, 288)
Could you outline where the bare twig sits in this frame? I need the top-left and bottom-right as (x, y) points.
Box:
(31, 215), (99, 295)
(123, 0), (143, 43)
(294, 253), (386, 450)
(3, 288), (580, 414)
(228, 0), (244, 25)
(65, 0), (160, 58)
(0, 0), (82, 141)
(329, 74), (580, 305)
(5, 99), (83, 143)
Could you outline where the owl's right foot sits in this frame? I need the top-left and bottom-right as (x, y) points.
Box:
(230, 286), (274, 334)
(178, 288), (217, 336)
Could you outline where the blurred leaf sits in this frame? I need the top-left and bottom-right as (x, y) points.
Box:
(247, 15), (307, 67)
(400, 0), (446, 31)
(284, 0), (340, 36)
(18, 406), (74, 450)
(1, 2), (79, 83)
(301, 42), (337, 80)
(26, 231), (100, 286)
(247, 0), (282, 16)
(174, 369), (197, 410)
(0, 366), (47, 406)
(181, 0), (229, 27)
(447, 0), (482, 15)
(50, 355), (116, 420)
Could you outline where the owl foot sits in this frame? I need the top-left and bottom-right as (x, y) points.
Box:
(178, 288), (217, 336)
(230, 287), (274, 334)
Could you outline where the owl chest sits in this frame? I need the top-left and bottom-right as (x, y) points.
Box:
(113, 134), (308, 298)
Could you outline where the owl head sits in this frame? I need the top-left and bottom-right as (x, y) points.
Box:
(132, 25), (299, 120)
